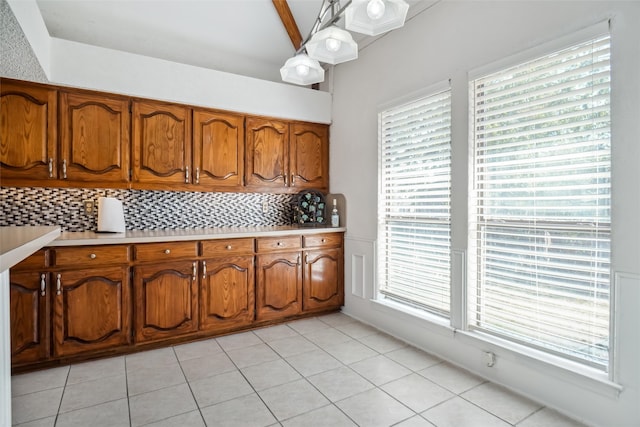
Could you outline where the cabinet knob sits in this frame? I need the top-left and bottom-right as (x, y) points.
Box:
(321, 239), (326, 243)
(164, 249), (171, 254)
(89, 253), (97, 259)
(226, 245), (232, 250)
(277, 242), (283, 246)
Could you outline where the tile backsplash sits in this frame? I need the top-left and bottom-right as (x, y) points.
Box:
(1, 187), (295, 231)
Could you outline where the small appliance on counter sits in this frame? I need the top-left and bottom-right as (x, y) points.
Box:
(96, 197), (126, 233)
(293, 190), (327, 226)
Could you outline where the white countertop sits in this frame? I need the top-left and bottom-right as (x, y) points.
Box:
(0, 226), (61, 271)
(52, 225), (347, 246)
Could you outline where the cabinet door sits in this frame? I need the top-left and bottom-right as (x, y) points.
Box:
(10, 271), (50, 365)
(200, 256), (254, 332)
(256, 252), (302, 321)
(303, 248), (344, 312)
(53, 266), (131, 357)
(133, 261), (198, 343)
(59, 91), (130, 183)
(245, 117), (288, 188)
(132, 101), (192, 184)
(193, 109), (244, 188)
(290, 122), (329, 191)
(0, 81), (57, 180)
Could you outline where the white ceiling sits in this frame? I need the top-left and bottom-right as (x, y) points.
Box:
(34, 0), (436, 83)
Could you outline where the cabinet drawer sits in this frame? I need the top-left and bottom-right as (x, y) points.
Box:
(303, 233), (343, 249)
(134, 241), (198, 262)
(53, 245), (129, 267)
(12, 249), (48, 270)
(256, 236), (301, 253)
(201, 238), (254, 257)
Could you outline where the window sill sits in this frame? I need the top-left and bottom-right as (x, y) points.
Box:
(371, 297), (455, 337)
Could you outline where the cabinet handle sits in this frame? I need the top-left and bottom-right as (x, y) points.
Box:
(48, 158), (53, 178)
(305, 254), (309, 264)
(185, 166), (189, 183)
(202, 261), (207, 279)
(226, 245), (232, 250)
(89, 253), (96, 259)
(291, 174), (295, 186)
(62, 159), (67, 179)
(296, 255), (301, 265)
(56, 274), (62, 296)
(164, 249), (171, 254)
(192, 262), (197, 281)
(40, 274), (46, 297)
(195, 167), (200, 184)
(284, 174), (288, 186)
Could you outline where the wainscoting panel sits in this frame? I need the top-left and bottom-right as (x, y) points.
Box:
(345, 237), (376, 300)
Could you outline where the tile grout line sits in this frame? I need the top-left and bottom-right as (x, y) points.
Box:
(169, 345), (208, 427)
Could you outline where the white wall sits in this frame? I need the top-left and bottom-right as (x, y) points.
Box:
(331, 1), (640, 426)
(5, 0), (332, 124)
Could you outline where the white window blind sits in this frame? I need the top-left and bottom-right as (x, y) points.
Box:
(378, 88), (452, 317)
(469, 34), (611, 368)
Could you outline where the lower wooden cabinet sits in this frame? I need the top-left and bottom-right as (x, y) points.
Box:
(10, 232), (344, 370)
(10, 271), (49, 365)
(133, 261), (199, 343)
(53, 266), (131, 357)
(256, 252), (302, 321)
(303, 248), (344, 312)
(200, 256), (255, 332)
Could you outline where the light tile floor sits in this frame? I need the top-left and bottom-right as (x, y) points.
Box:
(11, 313), (588, 427)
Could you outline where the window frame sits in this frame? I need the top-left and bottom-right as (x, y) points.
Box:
(467, 27), (612, 371)
(376, 81), (453, 319)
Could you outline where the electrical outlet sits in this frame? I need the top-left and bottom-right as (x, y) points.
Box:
(83, 200), (95, 215)
(262, 201), (269, 214)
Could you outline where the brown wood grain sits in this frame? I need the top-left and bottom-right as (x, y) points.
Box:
(133, 261), (199, 343)
(272, 0), (303, 50)
(53, 266), (131, 357)
(59, 91), (130, 183)
(200, 255), (255, 332)
(0, 81), (57, 180)
(193, 108), (245, 188)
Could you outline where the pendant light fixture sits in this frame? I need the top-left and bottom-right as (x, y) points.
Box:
(280, 53), (325, 85)
(345, 0), (409, 36)
(280, 0), (409, 86)
(306, 26), (358, 65)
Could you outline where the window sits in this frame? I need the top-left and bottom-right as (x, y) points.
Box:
(469, 34), (611, 368)
(378, 86), (452, 317)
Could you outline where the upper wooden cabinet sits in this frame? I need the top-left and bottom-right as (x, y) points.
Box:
(193, 109), (245, 188)
(245, 116), (289, 189)
(1, 79), (329, 193)
(59, 91), (130, 183)
(245, 117), (329, 192)
(290, 122), (329, 192)
(132, 100), (192, 185)
(0, 81), (57, 180)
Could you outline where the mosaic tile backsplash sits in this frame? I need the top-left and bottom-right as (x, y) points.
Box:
(1, 187), (295, 231)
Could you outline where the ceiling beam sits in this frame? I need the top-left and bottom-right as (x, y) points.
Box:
(272, 0), (303, 50)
